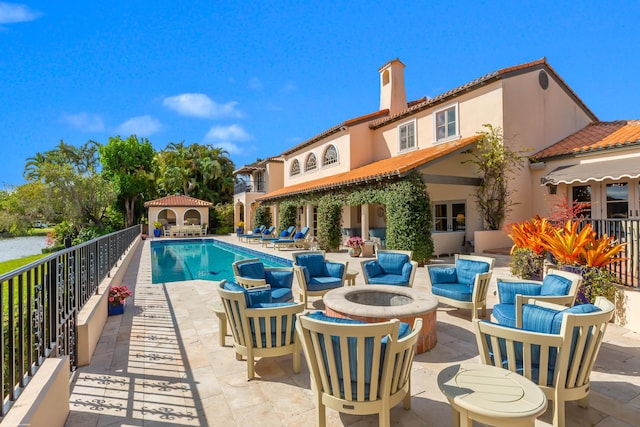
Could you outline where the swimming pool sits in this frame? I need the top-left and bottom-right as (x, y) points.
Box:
(150, 239), (291, 284)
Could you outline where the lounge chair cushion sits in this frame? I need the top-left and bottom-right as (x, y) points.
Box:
(222, 280), (272, 307)
(296, 254), (325, 277)
(377, 252), (410, 275)
(497, 281), (542, 305)
(265, 270), (294, 289)
(306, 274), (343, 291)
(429, 267), (458, 284)
(293, 231), (305, 239)
(456, 259), (490, 286)
(431, 283), (473, 302)
(279, 229), (290, 237)
(540, 274), (573, 296)
(269, 287), (293, 303)
(491, 304), (517, 327)
(236, 261), (266, 280)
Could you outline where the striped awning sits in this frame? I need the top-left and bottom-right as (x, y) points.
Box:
(541, 157), (640, 185)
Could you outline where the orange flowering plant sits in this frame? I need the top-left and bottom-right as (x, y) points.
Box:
(109, 285), (133, 306)
(506, 216), (552, 279)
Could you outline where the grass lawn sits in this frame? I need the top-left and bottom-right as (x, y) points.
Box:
(0, 254), (48, 276)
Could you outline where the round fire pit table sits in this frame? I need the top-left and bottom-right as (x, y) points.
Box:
(323, 285), (438, 353)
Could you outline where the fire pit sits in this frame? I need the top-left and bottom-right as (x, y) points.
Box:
(323, 285), (438, 354)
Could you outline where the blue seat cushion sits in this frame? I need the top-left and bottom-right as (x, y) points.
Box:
(279, 229), (290, 237)
(456, 259), (490, 286)
(236, 261), (266, 280)
(377, 253), (409, 275)
(492, 304), (517, 328)
(296, 254), (325, 277)
(270, 287), (293, 303)
(431, 282), (473, 302)
(324, 261), (345, 279)
(540, 274), (573, 296)
(222, 280), (271, 307)
(497, 281), (542, 304)
(429, 267), (458, 284)
(367, 274), (409, 286)
(363, 261), (382, 279)
(293, 231), (305, 239)
(307, 276), (343, 291)
(265, 270), (293, 289)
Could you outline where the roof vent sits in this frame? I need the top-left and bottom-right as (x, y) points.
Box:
(538, 70), (549, 90)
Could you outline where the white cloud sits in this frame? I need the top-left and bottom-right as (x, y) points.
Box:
(61, 112), (105, 132)
(117, 115), (162, 136)
(281, 82), (297, 92)
(0, 2), (41, 24)
(204, 124), (252, 155)
(162, 93), (242, 119)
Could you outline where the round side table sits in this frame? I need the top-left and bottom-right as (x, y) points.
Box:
(437, 363), (547, 427)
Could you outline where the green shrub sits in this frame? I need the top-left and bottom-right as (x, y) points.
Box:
(510, 247), (544, 279)
(317, 196), (342, 251)
(278, 202), (297, 233)
(254, 205), (272, 229)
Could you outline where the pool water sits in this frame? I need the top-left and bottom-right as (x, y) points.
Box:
(150, 239), (290, 284)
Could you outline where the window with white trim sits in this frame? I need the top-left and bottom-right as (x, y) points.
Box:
(290, 159), (300, 176)
(323, 145), (338, 166)
(433, 201), (466, 232)
(398, 120), (416, 151)
(435, 104), (458, 142)
(305, 153), (317, 171)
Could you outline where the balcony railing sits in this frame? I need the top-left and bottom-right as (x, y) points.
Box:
(581, 218), (640, 288)
(0, 225), (140, 418)
(234, 180), (266, 195)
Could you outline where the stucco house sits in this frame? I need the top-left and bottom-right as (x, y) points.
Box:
(235, 58), (603, 256)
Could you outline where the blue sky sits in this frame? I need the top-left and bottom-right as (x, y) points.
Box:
(1, 1), (639, 188)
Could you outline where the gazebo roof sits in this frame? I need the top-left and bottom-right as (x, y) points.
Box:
(143, 194), (213, 208)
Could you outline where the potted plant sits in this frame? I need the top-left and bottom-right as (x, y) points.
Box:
(236, 221), (244, 234)
(153, 221), (163, 237)
(506, 215), (551, 280)
(108, 285), (133, 315)
(345, 236), (365, 257)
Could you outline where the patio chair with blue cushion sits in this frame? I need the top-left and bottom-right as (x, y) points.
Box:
(491, 268), (582, 327)
(244, 225), (275, 243)
(360, 250), (418, 287)
(232, 258), (294, 303)
(425, 254), (495, 319)
(296, 311), (422, 427)
(274, 226), (310, 250)
(474, 296), (614, 427)
(261, 225), (295, 247)
(292, 250), (347, 307)
(217, 280), (304, 380)
(237, 225), (266, 242)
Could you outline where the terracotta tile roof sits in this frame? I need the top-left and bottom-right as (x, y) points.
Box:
(533, 121), (640, 160)
(370, 58), (597, 129)
(144, 194), (213, 208)
(257, 135), (481, 202)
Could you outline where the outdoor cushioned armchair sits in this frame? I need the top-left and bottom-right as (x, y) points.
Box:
(492, 268), (583, 327)
(232, 258), (295, 303)
(360, 250), (418, 287)
(425, 254), (495, 319)
(217, 280), (304, 380)
(296, 311), (422, 427)
(292, 250), (347, 307)
(474, 296), (614, 427)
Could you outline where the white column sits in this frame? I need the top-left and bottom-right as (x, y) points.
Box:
(361, 204), (370, 239)
(306, 203), (314, 234)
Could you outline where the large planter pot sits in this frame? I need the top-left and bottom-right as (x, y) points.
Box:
(153, 228), (161, 237)
(108, 302), (125, 316)
(348, 247), (362, 257)
(559, 265), (590, 304)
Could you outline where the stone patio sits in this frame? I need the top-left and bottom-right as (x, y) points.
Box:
(65, 235), (640, 426)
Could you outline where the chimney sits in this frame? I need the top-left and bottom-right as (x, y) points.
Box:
(379, 58), (407, 114)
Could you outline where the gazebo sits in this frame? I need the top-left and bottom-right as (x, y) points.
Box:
(144, 195), (213, 231)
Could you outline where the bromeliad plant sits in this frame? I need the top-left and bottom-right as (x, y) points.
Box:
(109, 285), (133, 307)
(506, 215), (552, 279)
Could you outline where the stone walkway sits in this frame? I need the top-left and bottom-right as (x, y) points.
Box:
(65, 235), (640, 426)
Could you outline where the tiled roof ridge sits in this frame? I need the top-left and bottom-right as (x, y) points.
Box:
(143, 194), (213, 207)
(370, 58), (597, 129)
(533, 120), (640, 160)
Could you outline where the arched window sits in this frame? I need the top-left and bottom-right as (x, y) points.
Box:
(290, 159), (300, 176)
(323, 145), (338, 166)
(305, 153), (317, 171)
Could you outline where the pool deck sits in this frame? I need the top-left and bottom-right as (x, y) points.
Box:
(65, 234), (640, 426)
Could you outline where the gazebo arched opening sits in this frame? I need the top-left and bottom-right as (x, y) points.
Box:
(184, 209), (202, 225)
(157, 209), (177, 226)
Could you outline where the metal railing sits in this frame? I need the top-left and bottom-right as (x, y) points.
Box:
(581, 218), (640, 288)
(234, 180), (266, 194)
(0, 225), (140, 417)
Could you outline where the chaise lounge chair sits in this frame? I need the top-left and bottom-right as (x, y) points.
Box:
(245, 225), (275, 243)
(237, 225), (265, 242)
(274, 226), (310, 250)
(261, 226), (295, 247)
